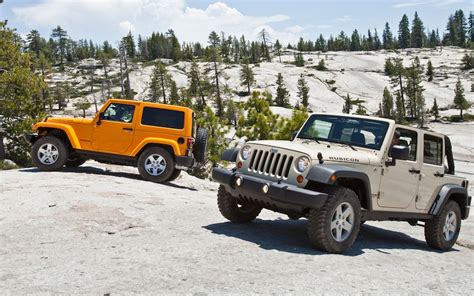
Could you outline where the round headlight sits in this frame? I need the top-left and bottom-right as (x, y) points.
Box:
(296, 156), (310, 172)
(241, 145), (252, 160)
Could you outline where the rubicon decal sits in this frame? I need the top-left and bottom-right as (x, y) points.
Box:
(328, 156), (360, 163)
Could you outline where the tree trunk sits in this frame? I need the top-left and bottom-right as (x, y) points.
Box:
(247, 81), (251, 94)
(460, 108), (463, 119)
(213, 57), (222, 116)
(119, 51), (125, 98)
(103, 62), (111, 98)
(0, 133), (5, 160)
(123, 55), (132, 100)
(160, 74), (167, 104)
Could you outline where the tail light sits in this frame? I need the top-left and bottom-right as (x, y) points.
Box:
(187, 138), (194, 148)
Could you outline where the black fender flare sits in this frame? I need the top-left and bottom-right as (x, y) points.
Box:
(429, 184), (470, 219)
(306, 164), (372, 210)
(220, 148), (239, 162)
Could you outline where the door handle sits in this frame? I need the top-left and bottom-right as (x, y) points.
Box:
(434, 172), (444, 177)
(123, 127), (133, 131)
(409, 168), (421, 174)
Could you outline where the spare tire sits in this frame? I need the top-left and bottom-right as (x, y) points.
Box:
(193, 128), (208, 163)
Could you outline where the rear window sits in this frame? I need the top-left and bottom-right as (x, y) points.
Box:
(424, 134), (443, 166)
(141, 107), (184, 129)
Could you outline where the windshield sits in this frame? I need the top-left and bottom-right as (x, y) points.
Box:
(297, 114), (389, 150)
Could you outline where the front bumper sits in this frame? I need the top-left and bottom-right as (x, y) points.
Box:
(24, 133), (39, 144)
(212, 167), (327, 211)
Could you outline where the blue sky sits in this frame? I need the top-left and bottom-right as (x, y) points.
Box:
(1, 0), (472, 44)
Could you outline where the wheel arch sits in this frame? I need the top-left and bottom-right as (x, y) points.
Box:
(135, 142), (176, 159)
(35, 123), (81, 149)
(429, 184), (470, 219)
(306, 164), (372, 210)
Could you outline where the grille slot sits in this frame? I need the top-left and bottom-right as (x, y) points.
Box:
(248, 149), (293, 179)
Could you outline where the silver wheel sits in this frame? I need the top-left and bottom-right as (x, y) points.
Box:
(144, 154), (167, 176)
(443, 211), (457, 241)
(330, 202), (355, 242)
(37, 143), (59, 165)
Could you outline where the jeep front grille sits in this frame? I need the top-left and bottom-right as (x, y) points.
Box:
(248, 149), (294, 179)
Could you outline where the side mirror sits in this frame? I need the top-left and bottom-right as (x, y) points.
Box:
(385, 145), (409, 166)
(291, 131), (298, 141)
(97, 112), (105, 126)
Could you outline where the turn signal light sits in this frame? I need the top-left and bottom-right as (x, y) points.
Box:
(237, 161), (243, 168)
(330, 175), (337, 182)
(296, 175), (304, 183)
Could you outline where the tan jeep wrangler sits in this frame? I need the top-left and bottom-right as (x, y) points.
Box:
(213, 113), (471, 253)
(27, 99), (208, 183)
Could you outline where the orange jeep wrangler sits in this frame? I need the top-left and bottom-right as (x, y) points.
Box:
(26, 99), (208, 183)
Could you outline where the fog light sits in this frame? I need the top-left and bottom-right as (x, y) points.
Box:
(235, 176), (243, 187)
(262, 184), (269, 194)
(296, 175), (304, 183)
(330, 175), (337, 182)
(237, 161), (243, 169)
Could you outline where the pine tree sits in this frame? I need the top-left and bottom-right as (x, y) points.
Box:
(240, 60), (255, 94)
(398, 14), (411, 48)
(188, 60), (207, 109)
(383, 22), (394, 49)
(410, 12), (425, 48)
(297, 74), (310, 108)
(26, 30), (43, 57)
(469, 12), (474, 43)
(384, 58), (394, 75)
(316, 59), (327, 70)
(355, 103), (366, 115)
(122, 31), (136, 58)
(405, 58), (425, 122)
(74, 98), (91, 118)
(432, 98), (440, 121)
(294, 52), (305, 67)
(350, 29), (361, 51)
(453, 78), (469, 119)
(0, 22), (47, 165)
(342, 94), (353, 114)
(258, 28), (271, 62)
(208, 31), (223, 117)
(274, 108), (308, 140)
(388, 58), (406, 110)
(166, 29), (181, 62)
(169, 79), (179, 105)
(274, 39), (282, 62)
(275, 73), (289, 107)
(374, 28), (382, 50)
(461, 53), (473, 70)
(149, 61), (169, 103)
(426, 60), (434, 82)
(51, 25), (68, 65)
(395, 91), (405, 123)
(381, 87), (394, 118)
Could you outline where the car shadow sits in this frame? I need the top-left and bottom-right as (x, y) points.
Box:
(20, 166), (198, 191)
(203, 219), (460, 256)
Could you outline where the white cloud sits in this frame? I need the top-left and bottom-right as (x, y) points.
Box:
(11, 0), (300, 44)
(317, 25), (333, 30)
(334, 15), (352, 23)
(392, 0), (464, 8)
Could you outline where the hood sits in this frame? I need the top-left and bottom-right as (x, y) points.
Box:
(247, 139), (381, 166)
(45, 117), (94, 125)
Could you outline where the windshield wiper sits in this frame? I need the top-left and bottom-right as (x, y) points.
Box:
(332, 140), (357, 151)
(298, 136), (320, 144)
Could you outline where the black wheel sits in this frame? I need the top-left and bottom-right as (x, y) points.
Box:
(138, 147), (175, 183)
(193, 128), (208, 163)
(31, 136), (68, 171)
(217, 185), (262, 223)
(65, 156), (87, 167)
(424, 200), (461, 251)
(167, 169), (182, 182)
(307, 186), (361, 254)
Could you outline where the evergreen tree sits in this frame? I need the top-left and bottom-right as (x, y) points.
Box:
(274, 108), (308, 140)
(342, 94), (353, 114)
(166, 29), (181, 62)
(208, 31), (223, 117)
(381, 87), (394, 118)
(275, 73), (289, 107)
(74, 98), (91, 118)
(444, 10), (468, 47)
(274, 39), (282, 62)
(355, 103), (366, 115)
(258, 28), (271, 62)
(469, 12), (474, 43)
(461, 53), (473, 70)
(297, 74), (310, 108)
(411, 12), (425, 48)
(315, 34), (326, 51)
(122, 31), (136, 58)
(426, 60), (434, 82)
(149, 61), (169, 103)
(405, 57), (425, 122)
(51, 25), (68, 65)
(383, 22), (394, 49)
(240, 60), (255, 94)
(26, 30), (43, 57)
(316, 59), (327, 70)
(188, 60), (207, 109)
(388, 58), (406, 111)
(395, 91), (405, 123)
(384, 58), (394, 75)
(374, 28), (382, 50)
(398, 14), (411, 48)
(453, 78), (469, 119)
(169, 79), (179, 105)
(431, 98), (440, 121)
(350, 29), (361, 51)
(0, 22), (47, 165)
(294, 51), (305, 67)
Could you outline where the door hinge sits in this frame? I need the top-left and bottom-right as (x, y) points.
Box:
(377, 192), (381, 199)
(415, 195), (419, 202)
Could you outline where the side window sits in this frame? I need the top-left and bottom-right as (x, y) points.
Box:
(424, 135), (443, 166)
(141, 107), (185, 129)
(393, 128), (418, 161)
(103, 103), (135, 123)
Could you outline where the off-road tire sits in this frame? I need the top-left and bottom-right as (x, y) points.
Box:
(193, 128), (208, 163)
(138, 147), (175, 183)
(217, 185), (262, 223)
(65, 157), (87, 167)
(31, 136), (68, 171)
(167, 169), (182, 182)
(307, 186), (361, 254)
(424, 200), (461, 251)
